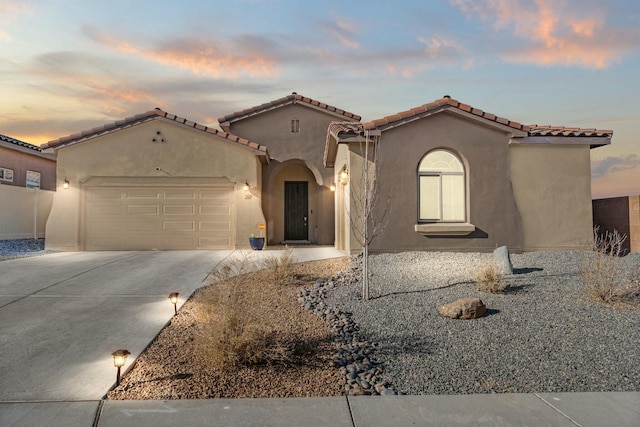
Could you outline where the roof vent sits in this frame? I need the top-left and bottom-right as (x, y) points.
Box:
(443, 95), (451, 99)
(292, 91), (297, 95)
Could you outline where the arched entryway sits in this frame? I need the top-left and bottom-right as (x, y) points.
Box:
(264, 159), (334, 245)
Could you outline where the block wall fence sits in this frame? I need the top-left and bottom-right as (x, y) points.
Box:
(592, 195), (640, 254)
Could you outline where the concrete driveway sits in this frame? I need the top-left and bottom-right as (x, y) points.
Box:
(0, 250), (232, 401)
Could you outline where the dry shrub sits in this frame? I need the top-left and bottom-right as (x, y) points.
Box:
(261, 245), (295, 284)
(582, 227), (639, 305)
(208, 250), (254, 282)
(475, 263), (507, 294)
(193, 276), (293, 368)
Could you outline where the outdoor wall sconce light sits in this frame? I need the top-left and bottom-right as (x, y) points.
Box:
(168, 292), (179, 315)
(111, 349), (130, 386)
(330, 184), (336, 192)
(243, 181), (250, 192)
(340, 170), (349, 185)
(63, 179), (69, 189)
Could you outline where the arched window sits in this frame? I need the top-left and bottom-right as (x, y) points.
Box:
(418, 149), (465, 222)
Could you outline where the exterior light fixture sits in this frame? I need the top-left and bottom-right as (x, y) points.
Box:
(168, 292), (179, 315)
(63, 179), (69, 189)
(330, 184), (336, 192)
(111, 349), (130, 386)
(340, 170), (349, 185)
(243, 181), (250, 192)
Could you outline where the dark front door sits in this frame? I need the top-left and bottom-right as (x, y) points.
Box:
(284, 181), (308, 241)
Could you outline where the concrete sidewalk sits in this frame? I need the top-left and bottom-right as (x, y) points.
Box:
(1, 393), (638, 426)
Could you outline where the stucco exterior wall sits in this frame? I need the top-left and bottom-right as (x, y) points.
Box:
(364, 112), (524, 252)
(229, 104), (356, 245)
(510, 144), (592, 250)
(0, 146), (56, 191)
(45, 120), (264, 251)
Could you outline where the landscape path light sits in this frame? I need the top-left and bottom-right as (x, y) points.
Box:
(111, 349), (130, 387)
(169, 292), (179, 315)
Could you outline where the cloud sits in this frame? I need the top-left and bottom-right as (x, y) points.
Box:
(592, 154), (640, 178)
(82, 26), (279, 79)
(450, 0), (638, 69)
(320, 17), (360, 48)
(397, 36), (468, 76)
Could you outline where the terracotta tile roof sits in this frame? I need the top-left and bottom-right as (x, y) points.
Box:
(0, 133), (42, 151)
(42, 108), (269, 157)
(218, 92), (361, 130)
(358, 96), (612, 139)
(526, 125), (612, 138)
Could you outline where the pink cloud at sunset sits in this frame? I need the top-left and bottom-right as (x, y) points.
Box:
(451, 0), (635, 69)
(83, 26), (279, 79)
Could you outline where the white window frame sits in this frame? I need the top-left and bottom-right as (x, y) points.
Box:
(0, 167), (14, 182)
(418, 150), (466, 223)
(26, 170), (41, 189)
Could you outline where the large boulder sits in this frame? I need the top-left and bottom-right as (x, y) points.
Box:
(493, 246), (513, 275)
(438, 298), (487, 319)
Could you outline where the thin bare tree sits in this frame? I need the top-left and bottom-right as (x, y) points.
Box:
(346, 128), (391, 300)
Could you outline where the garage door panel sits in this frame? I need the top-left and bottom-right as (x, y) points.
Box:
(126, 204), (160, 215)
(164, 189), (196, 199)
(199, 221), (231, 231)
(163, 221), (195, 231)
(125, 189), (161, 199)
(163, 205), (196, 215)
(126, 219), (160, 232)
(86, 185), (233, 250)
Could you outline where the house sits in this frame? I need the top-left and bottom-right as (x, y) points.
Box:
(218, 92), (360, 246)
(41, 109), (269, 251)
(0, 134), (57, 240)
(0, 134), (56, 190)
(325, 96), (612, 253)
(40, 93), (612, 253)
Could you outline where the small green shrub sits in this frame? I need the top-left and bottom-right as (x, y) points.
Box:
(475, 263), (507, 294)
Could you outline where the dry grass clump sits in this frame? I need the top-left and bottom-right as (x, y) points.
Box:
(582, 227), (639, 306)
(193, 274), (293, 368)
(261, 245), (295, 285)
(475, 263), (507, 294)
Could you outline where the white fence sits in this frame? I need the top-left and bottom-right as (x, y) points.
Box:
(0, 184), (55, 240)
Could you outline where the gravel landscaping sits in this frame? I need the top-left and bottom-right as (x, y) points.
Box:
(0, 238), (56, 260)
(324, 251), (640, 395)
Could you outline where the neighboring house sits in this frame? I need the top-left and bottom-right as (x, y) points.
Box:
(0, 134), (56, 190)
(41, 109), (269, 251)
(325, 96), (612, 253)
(218, 92), (360, 246)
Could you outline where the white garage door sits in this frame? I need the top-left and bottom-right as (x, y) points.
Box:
(85, 186), (234, 250)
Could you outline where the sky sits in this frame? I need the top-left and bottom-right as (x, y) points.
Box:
(1, 0), (639, 199)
